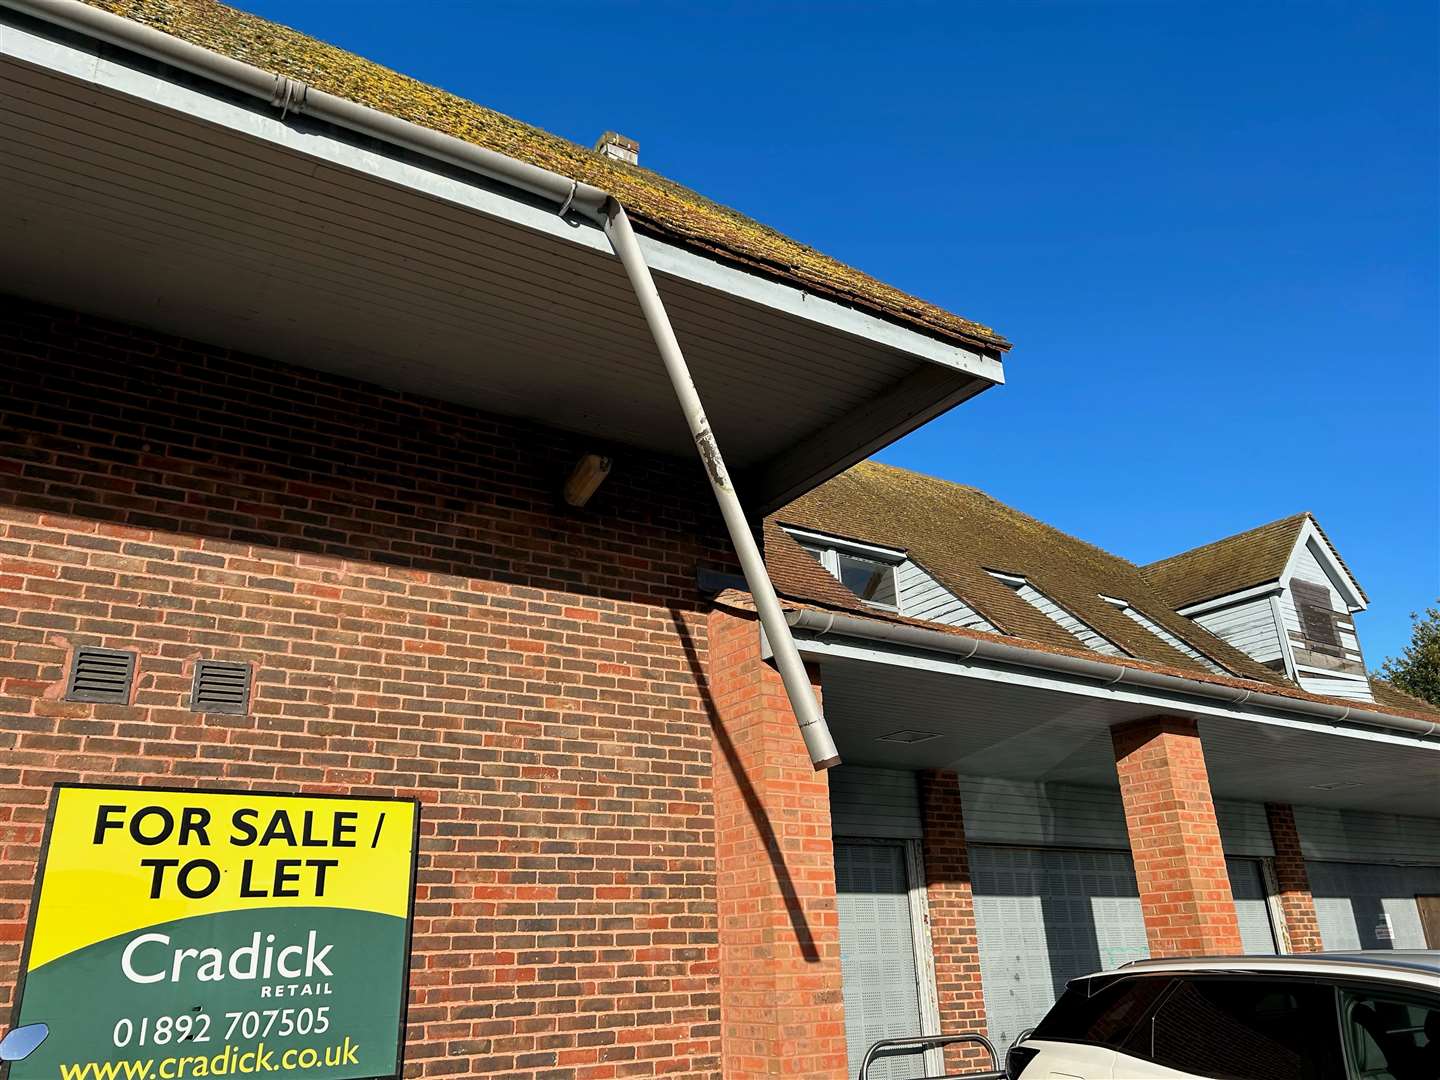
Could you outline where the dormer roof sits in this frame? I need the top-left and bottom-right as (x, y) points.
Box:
(1143, 513), (1368, 611)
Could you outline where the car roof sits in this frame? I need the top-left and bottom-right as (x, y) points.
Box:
(1075, 951), (1440, 990)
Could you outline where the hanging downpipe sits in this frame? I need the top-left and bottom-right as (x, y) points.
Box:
(602, 203), (839, 769)
(1, 0), (841, 769)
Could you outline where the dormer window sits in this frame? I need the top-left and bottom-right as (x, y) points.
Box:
(1101, 595), (1226, 675)
(836, 552), (898, 609)
(785, 527), (903, 613)
(987, 571), (1125, 657)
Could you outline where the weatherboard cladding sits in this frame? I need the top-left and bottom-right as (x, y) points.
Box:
(773, 460), (1279, 682)
(896, 558), (996, 631)
(830, 771), (1275, 856)
(81, 0), (1008, 354)
(1192, 595), (1286, 669)
(1292, 806), (1440, 865)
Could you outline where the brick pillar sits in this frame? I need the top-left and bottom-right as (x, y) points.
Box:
(1265, 803), (1323, 952)
(1112, 716), (1243, 957)
(707, 607), (847, 1080)
(918, 770), (988, 1072)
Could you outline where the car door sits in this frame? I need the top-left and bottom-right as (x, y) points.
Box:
(1337, 983), (1440, 1080)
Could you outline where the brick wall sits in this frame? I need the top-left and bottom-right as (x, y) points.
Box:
(1111, 716), (1243, 957)
(1264, 803), (1323, 953)
(706, 607), (845, 1079)
(0, 297), (734, 1079)
(917, 771), (988, 1072)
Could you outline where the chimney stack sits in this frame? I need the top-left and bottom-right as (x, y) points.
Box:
(594, 131), (639, 166)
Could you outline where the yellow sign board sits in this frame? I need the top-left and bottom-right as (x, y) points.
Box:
(13, 785), (418, 1080)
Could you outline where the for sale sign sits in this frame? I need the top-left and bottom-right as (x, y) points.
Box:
(10, 786), (418, 1080)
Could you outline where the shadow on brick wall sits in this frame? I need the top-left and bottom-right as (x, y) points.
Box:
(0, 297), (732, 608)
(670, 607), (821, 962)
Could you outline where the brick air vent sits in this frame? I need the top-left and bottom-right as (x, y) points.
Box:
(65, 647), (136, 704)
(190, 660), (252, 715)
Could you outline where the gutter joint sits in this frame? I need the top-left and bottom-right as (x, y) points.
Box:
(270, 74), (308, 118)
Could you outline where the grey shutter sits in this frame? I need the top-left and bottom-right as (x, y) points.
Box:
(1307, 861), (1440, 950)
(971, 845), (1149, 1048)
(835, 842), (926, 1080)
(1225, 856), (1278, 954)
(65, 647), (136, 704)
(830, 768), (923, 840)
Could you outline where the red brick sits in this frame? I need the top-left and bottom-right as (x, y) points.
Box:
(919, 771), (989, 1072)
(708, 607), (845, 1079)
(1112, 716), (1243, 957)
(0, 298), (730, 1079)
(1265, 803), (1323, 952)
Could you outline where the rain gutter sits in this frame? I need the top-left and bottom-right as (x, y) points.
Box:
(785, 608), (1440, 741)
(6, 0), (840, 767)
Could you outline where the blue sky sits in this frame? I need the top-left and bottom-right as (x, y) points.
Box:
(247, 1), (1438, 665)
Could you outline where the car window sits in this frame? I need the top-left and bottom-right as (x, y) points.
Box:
(1341, 987), (1439, 1080)
(1123, 977), (1342, 1080)
(1030, 975), (1171, 1048)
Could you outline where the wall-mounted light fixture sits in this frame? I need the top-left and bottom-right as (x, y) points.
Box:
(563, 453), (612, 508)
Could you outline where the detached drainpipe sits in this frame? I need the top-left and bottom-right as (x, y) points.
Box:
(603, 206), (839, 768)
(5, 0), (840, 768)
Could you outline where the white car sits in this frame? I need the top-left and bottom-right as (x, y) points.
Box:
(1005, 952), (1440, 1080)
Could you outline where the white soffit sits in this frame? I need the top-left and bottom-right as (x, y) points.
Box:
(791, 634), (1439, 753)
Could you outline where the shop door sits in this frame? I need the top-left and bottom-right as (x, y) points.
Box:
(1226, 856), (1279, 954)
(834, 840), (938, 1080)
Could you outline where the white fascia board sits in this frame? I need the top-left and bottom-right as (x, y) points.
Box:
(1280, 517), (1367, 612)
(987, 569), (1028, 587)
(636, 239), (1003, 382)
(1177, 581), (1285, 617)
(785, 633), (1439, 752)
(779, 525), (907, 563)
(0, 17), (1003, 386)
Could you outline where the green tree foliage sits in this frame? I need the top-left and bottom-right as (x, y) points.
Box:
(1377, 603), (1440, 706)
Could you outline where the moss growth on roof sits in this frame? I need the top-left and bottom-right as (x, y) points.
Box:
(82, 0), (1009, 353)
(772, 459), (1285, 684)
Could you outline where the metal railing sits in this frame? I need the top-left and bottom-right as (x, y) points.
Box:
(856, 1032), (1005, 1080)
